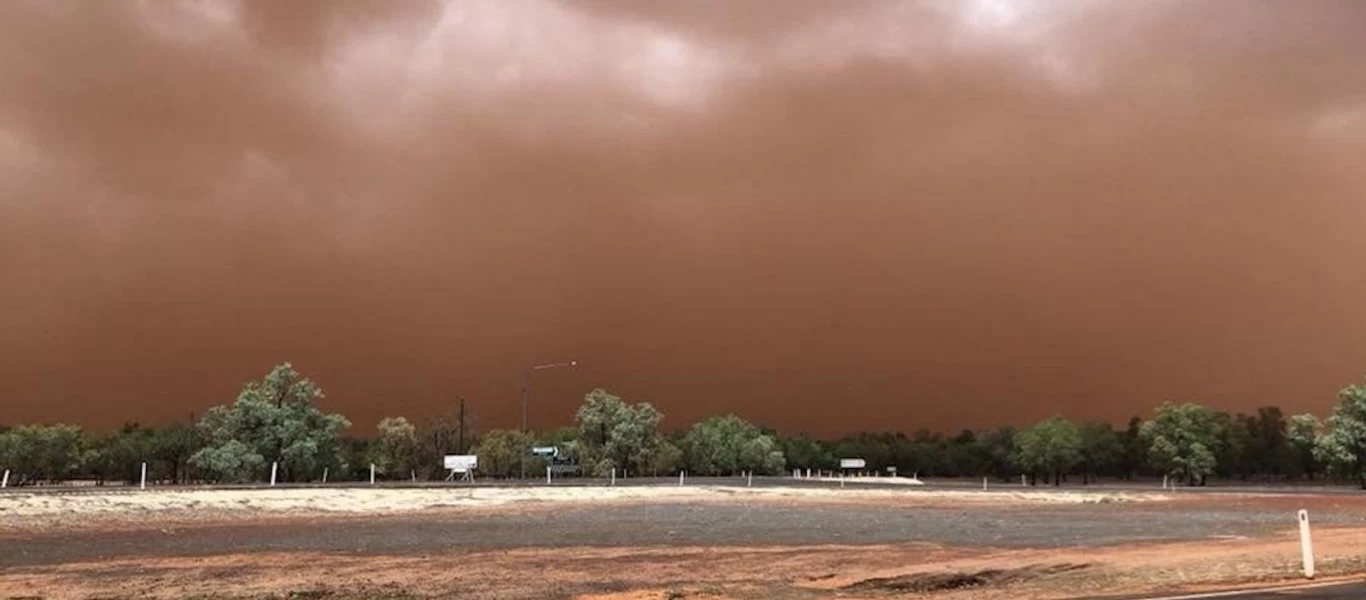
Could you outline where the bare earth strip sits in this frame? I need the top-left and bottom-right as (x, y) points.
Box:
(2, 485), (1365, 599)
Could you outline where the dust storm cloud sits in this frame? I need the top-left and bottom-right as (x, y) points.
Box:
(2, 1), (1365, 435)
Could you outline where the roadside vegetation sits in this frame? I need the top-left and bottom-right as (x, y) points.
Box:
(3, 363), (1366, 488)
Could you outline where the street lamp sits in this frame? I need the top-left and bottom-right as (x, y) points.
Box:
(521, 360), (578, 479)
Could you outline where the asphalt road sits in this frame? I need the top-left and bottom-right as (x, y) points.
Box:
(1140, 580), (1366, 599)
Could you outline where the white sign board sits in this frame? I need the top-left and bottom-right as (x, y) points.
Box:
(531, 446), (558, 457)
(443, 455), (478, 472)
(839, 458), (866, 469)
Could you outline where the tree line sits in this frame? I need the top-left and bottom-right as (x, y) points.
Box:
(4, 363), (1366, 487)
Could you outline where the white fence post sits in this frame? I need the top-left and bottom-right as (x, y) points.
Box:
(370, 463), (376, 485)
(140, 462), (147, 490)
(1299, 509), (1315, 579)
(270, 462), (278, 486)
(1, 469), (9, 489)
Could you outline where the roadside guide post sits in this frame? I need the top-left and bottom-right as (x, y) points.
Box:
(1299, 509), (1315, 579)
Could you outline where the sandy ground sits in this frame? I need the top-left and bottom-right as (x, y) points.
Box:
(3, 484), (1365, 599)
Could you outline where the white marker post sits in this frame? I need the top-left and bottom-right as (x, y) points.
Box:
(840, 473), (845, 488)
(370, 463), (376, 485)
(1162, 474), (1168, 489)
(611, 468), (616, 486)
(546, 466), (552, 485)
(679, 471), (685, 486)
(270, 462), (278, 486)
(411, 470), (416, 483)
(983, 476), (988, 491)
(140, 462), (148, 490)
(747, 471), (753, 487)
(1, 469), (9, 489)
(1298, 509), (1315, 579)
(322, 467), (328, 484)
(1021, 474), (1026, 487)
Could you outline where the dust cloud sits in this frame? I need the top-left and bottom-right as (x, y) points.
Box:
(2, 1), (1365, 435)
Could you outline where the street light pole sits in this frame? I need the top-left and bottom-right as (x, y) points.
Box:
(520, 360), (578, 479)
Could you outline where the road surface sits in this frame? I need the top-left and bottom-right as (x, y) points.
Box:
(1142, 581), (1366, 599)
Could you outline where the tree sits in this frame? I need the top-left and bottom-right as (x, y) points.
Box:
(1140, 402), (1221, 485)
(1247, 407), (1290, 480)
(1287, 413), (1323, 481)
(152, 423), (203, 484)
(570, 389), (666, 476)
(1118, 416), (1146, 480)
(1311, 379), (1366, 488)
(1212, 412), (1252, 480)
(88, 423), (154, 485)
(681, 414), (786, 476)
(1012, 417), (1082, 486)
(0, 424), (88, 485)
(473, 429), (541, 478)
(338, 436), (375, 481)
(189, 363), (350, 483)
(372, 417), (420, 479)
(414, 406), (477, 480)
(948, 429), (984, 475)
(647, 440), (683, 476)
(1077, 422), (1122, 484)
(975, 427), (1017, 481)
(832, 432), (894, 473)
(779, 433), (832, 472)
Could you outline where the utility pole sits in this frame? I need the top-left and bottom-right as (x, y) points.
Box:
(520, 361), (578, 479)
(458, 397), (467, 455)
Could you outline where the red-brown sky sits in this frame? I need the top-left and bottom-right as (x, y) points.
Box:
(3, 1), (1366, 437)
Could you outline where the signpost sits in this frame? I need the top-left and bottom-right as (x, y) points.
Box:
(839, 458), (866, 470)
(531, 446), (558, 458)
(444, 455), (478, 482)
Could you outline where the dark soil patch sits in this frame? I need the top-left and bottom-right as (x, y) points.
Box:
(842, 562), (1091, 594)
